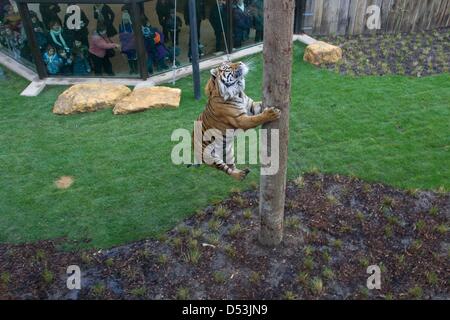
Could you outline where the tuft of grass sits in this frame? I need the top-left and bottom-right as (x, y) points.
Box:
(243, 209), (252, 220)
(249, 271), (262, 285)
(224, 244), (237, 258)
(381, 196), (394, 210)
(429, 206), (439, 217)
(81, 252), (93, 265)
(425, 271), (438, 286)
(176, 287), (190, 300)
(408, 285), (423, 299)
(213, 271), (227, 284)
(285, 216), (301, 229)
(208, 219), (223, 232)
(322, 267), (334, 280)
(1, 272), (11, 285)
(322, 250), (332, 264)
(183, 247), (202, 265)
(284, 291), (297, 300)
(228, 223), (243, 238)
(294, 175), (305, 188)
(396, 254), (406, 266)
(310, 277), (324, 296)
(207, 233), (220, 246)
(410, 239), (423, 251)
(158, 254), (168, 265)
(435, 224), (448, 235)
(359, 257), (370, 268)
(326, 195), (339, 205)
(104, 258), (114, 267)
(331, 239), (343, 250)
(384, 225), (394, 238)
(35, 249), (46, 262)
(297, 271), (309, 286)
(130, 287), (147, 298)
(214, 205), (231, 219)
(415, 220), (427, 232)
(91, 283), (106, 297)
(303, 257), (315, 271)
(355, 211), (365, 222)
(172, 237), (183, 250)
(42, 269), (54, 285)
(191, 228), (203, 239)
(177, 226), (190, 236)
(232, 195), (245, 207)
(304, 245), (314, 256)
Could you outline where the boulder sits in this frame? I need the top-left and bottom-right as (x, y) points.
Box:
(303, 41), (343, 66)
(53, 83), (131, 115)
(113, 86), (181, 115)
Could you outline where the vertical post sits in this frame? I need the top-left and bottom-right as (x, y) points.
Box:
(130, 0), (148, 80)
(226, 0), (233, 52)
(17, 2), (47, 79)
(259, 0), (295, 247)
(294, 0), (307, 34)
(189, 0), (201, 100)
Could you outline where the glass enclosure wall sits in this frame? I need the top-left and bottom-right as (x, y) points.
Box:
(9, 0), (266, 79)
(0, 0), (35, 70)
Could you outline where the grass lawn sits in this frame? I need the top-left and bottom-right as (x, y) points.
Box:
(0, 43), (448, 249)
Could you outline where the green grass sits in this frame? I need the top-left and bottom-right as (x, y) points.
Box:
(0, 43), (448, 249)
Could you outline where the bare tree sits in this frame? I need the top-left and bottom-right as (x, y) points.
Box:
(259, 0), (296, 246)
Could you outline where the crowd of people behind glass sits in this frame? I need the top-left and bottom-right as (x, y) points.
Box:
(0, 0), (264, 77)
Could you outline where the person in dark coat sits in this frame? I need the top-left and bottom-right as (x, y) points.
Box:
(250, 0), (263, 43)
(29, 10), (47, 52)
(39, 3), (62, 30)
(93, 4), (117, 37)
(64, 4), (90, 47)
(209, 0), (227, 52)
(232, 0), (251, 48)
(165, 8), (182, 46)
(47, 20), (73, 54)
(156, 0), (174, 42)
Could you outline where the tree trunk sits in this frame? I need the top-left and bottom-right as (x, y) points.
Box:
(259, 0), (295, 247)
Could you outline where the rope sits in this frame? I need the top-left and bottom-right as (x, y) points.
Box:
(216, 0), (231, 61)
(172, 0), (178, 84)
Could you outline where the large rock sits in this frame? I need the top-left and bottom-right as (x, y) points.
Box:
(113, 86), (181, 115)
(303, 41), (343, 66)
(53, 83), (131, 115)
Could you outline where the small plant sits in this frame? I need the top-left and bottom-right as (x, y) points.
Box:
(208, 219), (223, 232)
(177, 226), (190, 236)
(243, 209), (252, 220)
(406, 188), (419, 197)
(297, 272), (309, 286)
(249, 271), (262, 285)
(230, 187), (241, 194)
(435, 224), (448, 235)
(213, 271), (227, 284)
(294, 175), (305, 188)
(386, 215), (400, 226)
(381, 196), (394, 210)
(396, 254), (406, 266)
(284, 291), (297, 300)
(42, 269), (54, 285)
(414, 220), (426, 232)
(286, 200), (297, 210)
(105, 258), (114, 267)
(425, 271), (438, 285)
(250, 181), (258, 190)
(232, 195), (245, 207)
(35, 249), (46, 262)
(322, 250), (332, 264)
(130, 287), (147, 298)
(322, 267), (334, 280)
(304, 245), (314, 256)
(285, 216), (301, 229)
(356, 211), (365, 222)
(91, 283), (106, 297)
(408, 285), (423, 299)
(224, 244), (237, 258)
(207, 233), (220, 246)
(339, 225), (353, 234)
(410, 239), (423, 251)
(359, 257), (370, 268)
(362, 183), (372, 194)
(183, 247), (202, 265)
(310, 277), (324, 296)
(303, 257), (314, 271)
(81, 252), (93, 265)
(384, 225), (394, 238)
(191, 228), (203, 239)
(359, 286), (369, 299)
(195, 210), (206, 219)
(429, 206), (439, 217)
(158, 254), (168, 265)
(176, 287), (190, 300)
(172, 237), (183, 250)
(331, 239), (343, 250)
(384, 293), (394, 300)
(327, 195), (339, 205)
(214, 205), (231, 219)
(157, 234), (169, 242)
(228, 223), (242, 238)
(0, 272), (11, 285)
(187, 238), (198, 250)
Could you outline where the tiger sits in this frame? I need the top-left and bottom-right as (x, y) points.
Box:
(193, 61), (281, 181)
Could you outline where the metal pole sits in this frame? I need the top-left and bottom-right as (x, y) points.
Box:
(189, 0), (201, 100)
(130, 0), (148, 80)
(17, 2), (47, 79)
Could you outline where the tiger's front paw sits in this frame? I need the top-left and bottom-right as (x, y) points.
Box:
(263, 107), (281, 122)
(230, 168), (250, 181)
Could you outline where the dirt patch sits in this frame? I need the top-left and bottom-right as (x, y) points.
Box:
(54, 176), (74, 190)
(317, 28), (450, 77)
(1, 173), (448, 300)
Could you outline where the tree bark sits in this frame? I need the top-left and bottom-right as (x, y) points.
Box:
(259, 0), (295, 247)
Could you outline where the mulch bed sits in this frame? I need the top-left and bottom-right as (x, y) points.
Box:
(317, 28), (450, 77)
(1, 173), (448, 300)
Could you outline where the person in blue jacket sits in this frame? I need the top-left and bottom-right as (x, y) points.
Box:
(43, 46), (63, 75)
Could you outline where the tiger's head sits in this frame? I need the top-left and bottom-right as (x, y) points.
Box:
(206, 61), (249, 101)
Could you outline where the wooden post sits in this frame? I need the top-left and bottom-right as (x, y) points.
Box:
(188, 0), (201, 100)
(259, 0), (295, 247)
(130, 0), (148, 80)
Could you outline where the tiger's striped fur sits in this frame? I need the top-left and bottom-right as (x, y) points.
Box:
(193, 61), (281, 181)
